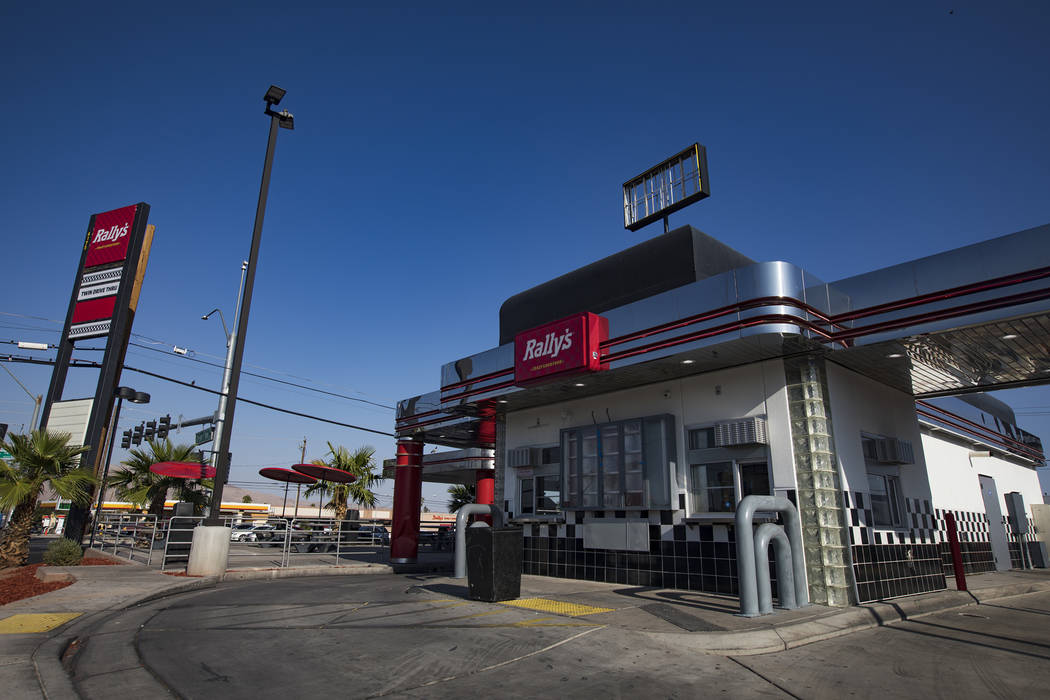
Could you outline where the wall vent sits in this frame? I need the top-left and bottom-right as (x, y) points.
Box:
(714, 417), (768, 447)
(875, 438), (914, 465)
(508, 447), (540, 468)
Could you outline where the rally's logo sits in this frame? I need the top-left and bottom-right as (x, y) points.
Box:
(92, 223), (129, 246)
(522, 329), (574, 361)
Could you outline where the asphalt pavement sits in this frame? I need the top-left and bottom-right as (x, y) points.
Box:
(2, 546), (1050, 699)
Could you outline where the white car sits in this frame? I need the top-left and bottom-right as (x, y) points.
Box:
(229, 523), (258, 542)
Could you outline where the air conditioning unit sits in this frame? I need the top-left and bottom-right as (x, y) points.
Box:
(875, 438), (914, 465)
(508, 447), (540, 468)
(714, 417), (768, 447)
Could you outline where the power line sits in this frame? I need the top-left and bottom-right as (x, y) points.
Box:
(0, 354), (396, 438)
(3, 337), (395, 410)
(124, 342), (394, 409)
(122, 365), (395, 437)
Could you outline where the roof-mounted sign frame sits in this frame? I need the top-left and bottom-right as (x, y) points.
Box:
(623, 143), (710, 232)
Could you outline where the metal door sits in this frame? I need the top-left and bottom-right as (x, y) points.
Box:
(979, 474), (1011, 571)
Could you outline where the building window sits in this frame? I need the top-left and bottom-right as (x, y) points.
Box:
(519, 478), (534, 515)
(518, 475), (560, 515)
(561, 414), (674, 509)
(536, 476), (560, 513)
(867, 473), (903, 527)
(688, 461), (770, 514)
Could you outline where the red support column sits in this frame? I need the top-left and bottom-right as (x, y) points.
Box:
(475, 469), (495, 525)
(391, 440), (423, 564)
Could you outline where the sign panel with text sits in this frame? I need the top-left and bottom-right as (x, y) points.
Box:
(514, 312), (608, 386)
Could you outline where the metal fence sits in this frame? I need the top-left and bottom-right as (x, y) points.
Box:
(161, 517), (393, 570)
(92, 513), (159, 566)
(161, 516), (235, 570)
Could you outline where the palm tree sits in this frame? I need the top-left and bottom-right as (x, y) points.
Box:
(108, 439), (211, 517)
(0, 430), (94, 568)
(304, 443), (381, 520)
(447, 484), (476, 513)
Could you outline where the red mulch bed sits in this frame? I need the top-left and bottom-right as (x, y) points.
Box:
(0, 563), (74, 605)
(79, 556), (125, 566)
(0, 556), (126, 605)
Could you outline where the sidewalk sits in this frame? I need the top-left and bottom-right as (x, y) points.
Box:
(2, 551), (1048, 699)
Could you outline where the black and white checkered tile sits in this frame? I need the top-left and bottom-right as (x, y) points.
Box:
(843, 491), (936, 545)
(934, 508), (990, 543)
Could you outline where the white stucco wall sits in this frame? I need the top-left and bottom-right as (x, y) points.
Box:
(825, 363), (932, 502)
(921, 432), (1042, 516)
(503, 359), (794, 511)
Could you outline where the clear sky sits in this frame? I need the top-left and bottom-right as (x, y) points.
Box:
(3, 1), (1050, 508)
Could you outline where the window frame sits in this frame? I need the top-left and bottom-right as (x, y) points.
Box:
(559, 414), (675, 510)
(685, 422), (772, 517)
(861, 432), (906, 529)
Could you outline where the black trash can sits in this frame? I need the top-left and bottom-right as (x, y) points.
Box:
(466, 526), (523, 602)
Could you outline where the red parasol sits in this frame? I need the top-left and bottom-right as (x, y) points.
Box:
(259, 467), (317, 484)
(291, 463), (357, 484)
(150, 461), (216, 479)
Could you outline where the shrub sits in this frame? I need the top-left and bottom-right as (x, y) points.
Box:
(43, 538), (84, 566)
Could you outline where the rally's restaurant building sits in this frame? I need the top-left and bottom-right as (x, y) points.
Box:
(389, 224), (1048, 607)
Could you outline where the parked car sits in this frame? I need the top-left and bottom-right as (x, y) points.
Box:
(248, 524), (278, 543)
(230, 523), (257, 542)
(354, 524), (390, 545)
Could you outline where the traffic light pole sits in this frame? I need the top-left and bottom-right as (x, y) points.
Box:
(88, 393), (125, 551)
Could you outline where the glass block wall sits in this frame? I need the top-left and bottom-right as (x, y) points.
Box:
(784, 356), (855, 607)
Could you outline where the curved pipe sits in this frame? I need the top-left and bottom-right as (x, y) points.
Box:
(453, 504), (505, 579)
(735, 495), (808, 617)
(754, 523), (797, 614)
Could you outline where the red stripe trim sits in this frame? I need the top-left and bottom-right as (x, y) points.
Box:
(441, 367), (515, 392)
(830, 265), (1050, 324)
(916, 400), (1044, 461)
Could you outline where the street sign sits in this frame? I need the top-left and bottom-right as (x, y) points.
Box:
(0, 449), (12, 460)
(195, 427), (214, 445)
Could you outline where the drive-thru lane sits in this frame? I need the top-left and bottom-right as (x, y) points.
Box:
(66, 574), (1050, 699)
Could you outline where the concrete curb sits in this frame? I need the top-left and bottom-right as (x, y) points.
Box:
(640, 578), (1050, 656)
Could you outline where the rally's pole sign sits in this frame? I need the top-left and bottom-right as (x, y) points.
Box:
(41, 203), (154, 542)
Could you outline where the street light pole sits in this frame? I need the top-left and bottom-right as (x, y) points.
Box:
(1, 362), (42, 430)
(205, 260), (248, 487)
(206, 86), (294, 524)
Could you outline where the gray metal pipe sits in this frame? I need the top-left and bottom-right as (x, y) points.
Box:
(735, 495), (808, 617)
(754, 523), (797, 614)
(453, 504), (505, 579)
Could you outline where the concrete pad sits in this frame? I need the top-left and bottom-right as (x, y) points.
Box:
(0, 659), (45, 699)
(73, 631), (143, 678)
(34, 568), (74, 583)
(78, 666), (175, 700)
(0, 613), (82, 634)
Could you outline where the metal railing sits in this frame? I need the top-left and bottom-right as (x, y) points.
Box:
(161, 516), (235, 570)
(92, 513), (159, 566)
(159, 518), (402, 571)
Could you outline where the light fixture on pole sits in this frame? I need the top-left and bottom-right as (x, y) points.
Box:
(1, 361), (43, 430)
(88, 386), (150, 550)
(205, 86), (294, 525)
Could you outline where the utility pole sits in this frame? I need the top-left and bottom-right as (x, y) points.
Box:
(294, 437), (306, 518)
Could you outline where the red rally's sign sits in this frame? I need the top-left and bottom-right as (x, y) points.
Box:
(84, 204), (137, 269)
(514, 312), (608, 386)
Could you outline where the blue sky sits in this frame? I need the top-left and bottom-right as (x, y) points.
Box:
(3, 2), (1050, 508)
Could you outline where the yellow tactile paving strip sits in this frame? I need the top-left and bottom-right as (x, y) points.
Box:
(499, 598), (614, 617)
(0, 613), (82, 634)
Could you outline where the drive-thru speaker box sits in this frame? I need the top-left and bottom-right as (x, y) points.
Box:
(466, 527), (523, 602)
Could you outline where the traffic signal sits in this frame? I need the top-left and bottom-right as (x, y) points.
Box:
(144, 420), (157, 441)
(121, 429), (132, 449)
(157, 415), (171, 440)
(0, 423), (7, 442)
(132, 424), (144, 446)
